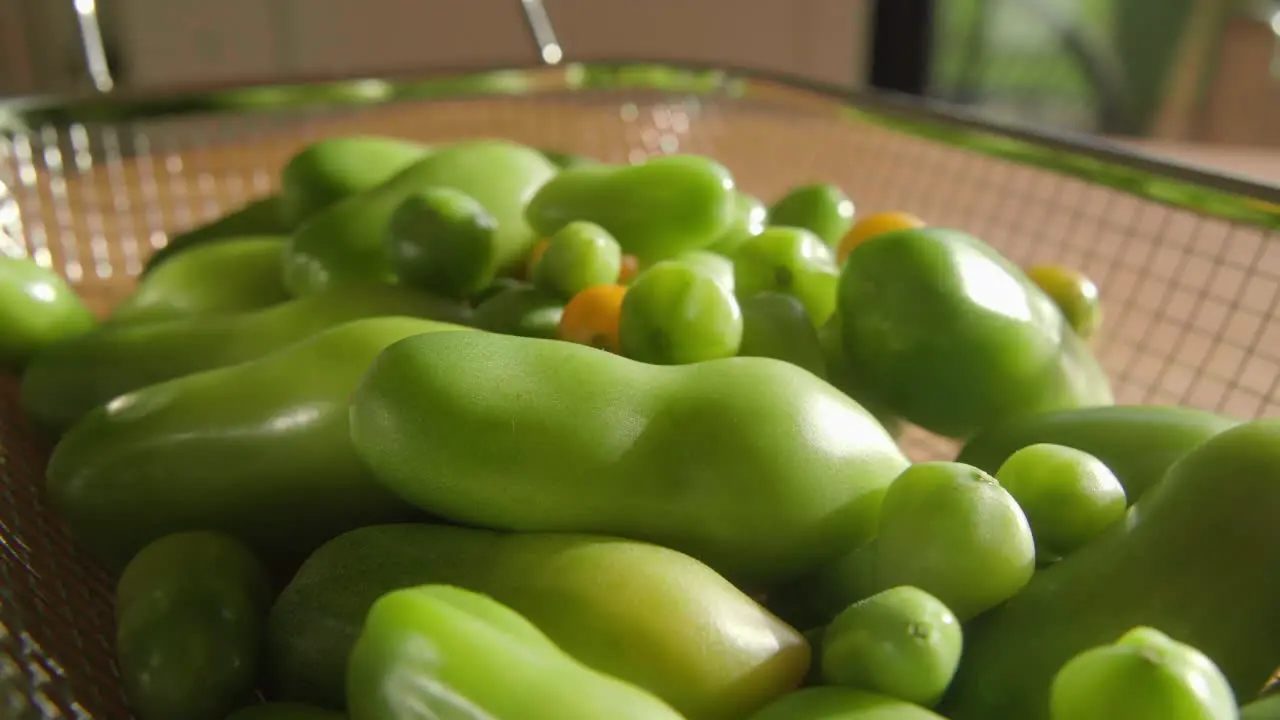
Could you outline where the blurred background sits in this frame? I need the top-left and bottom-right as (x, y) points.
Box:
(0, 0), (1277, 172)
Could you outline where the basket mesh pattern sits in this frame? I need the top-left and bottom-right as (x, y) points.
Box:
(0, 85), (1277, 718)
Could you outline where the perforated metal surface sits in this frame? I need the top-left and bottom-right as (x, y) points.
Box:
(0, 72), (1277, 718)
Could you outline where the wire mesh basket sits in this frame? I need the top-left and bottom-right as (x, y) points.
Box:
(1, 54), (1279, 719)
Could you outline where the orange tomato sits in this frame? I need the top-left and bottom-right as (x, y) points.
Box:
(837, 211), (927, 264)
(557, 284), (628, 354)
(618, 254), (641, 284)
(524, 239), (551, 280)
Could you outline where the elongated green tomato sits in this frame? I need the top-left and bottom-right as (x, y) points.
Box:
(619, 260), (743, 364)
(524, 154), (736, 262)
(116, 531), (272, 720)
(955, 405), (1239, 504)
(532, 220), (623, 300)
(821, 586), (962, 708)
(385, 187), (499, 300)
(269, 524), (811, 718)
(748, 687), (948, 720)
(708, 192), (767, 257)
(21, 285), (470, 434)
(109, 236), (291, 325)
(0, 254), (96, 372)
(279, 136), (432, 228)
(995, 443), (1127, 562)
(346, 585), (685, 720)
(734, 227), (839, 326)
(1242, 695), (1280, 719)
(768, 184), (856, 248)
(1049, 626), (1237, 720)
(145, 195), (290, 274)
(224, 703), (344, 720)
(286, 140), (556, 294)
(874, 462), (1036, 622)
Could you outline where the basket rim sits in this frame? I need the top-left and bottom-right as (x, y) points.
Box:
(1, 60), (1277, 230)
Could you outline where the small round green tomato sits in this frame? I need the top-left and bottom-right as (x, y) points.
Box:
(707, 192), (767, 258)
(821, 586), (963, 707)
(734, 227), (839, 326)
(0, 254), (96, 372)
(1050, 626), (1237, 720)
(532, 221), (623, 300)
(385, 187), (499, 300)
(996, 443), (1127, 562)
(738, 292), (827, 380)
(115, 531), (272, 720)
(469, 277), (524, 308)
(676, 249), (735, 294)
(767, 183), (856, 248)
(1027, 265), (1102, 341)
(472, 284), (564, 340)
(619, 260), (743, 365)
(874, 462), (1036, 622)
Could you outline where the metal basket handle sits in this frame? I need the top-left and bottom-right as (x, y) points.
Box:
(521, 0), (565, 66)
(1271, 5), (1280, 79)
(73, 0), (114, 93)
(71, 0), (567, 96)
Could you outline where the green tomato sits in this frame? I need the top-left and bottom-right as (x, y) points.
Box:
(385, 187), (499, 300)
(874, 462), (1036, 622)
(675, 249), (736, 294)
(532, 221), (623, 300)
(1050, 626), (1237, 720)
(1027, 265), (1102, 341)
(766, 538), (881, 632)
(224, 703), (344, 720)
(836, 227), (1112, 440)
(822, 586), (963, 708)
(738, 292), (827, 379)
(524, 154), (736, 262)
(116, 531), (272, 720)
(539, 148), (600, 170)
(470, 277), (525, 308)
(0, 254), (96, 372)
(708, 192), (767, 257)
(767, 183), (856, 248)
(619, 260), (743, 365)
(734, 227), (839, 326)
(817, 311), (904, 439)
(472, 284), (564, 339)
(802, 625), (828, 687)
(995, 443), (1127, 562)
(748, 686), (948, 720)
(1242, 694), (1280, 720)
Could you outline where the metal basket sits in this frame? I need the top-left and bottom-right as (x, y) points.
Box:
(2, 35), (1280, 720)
